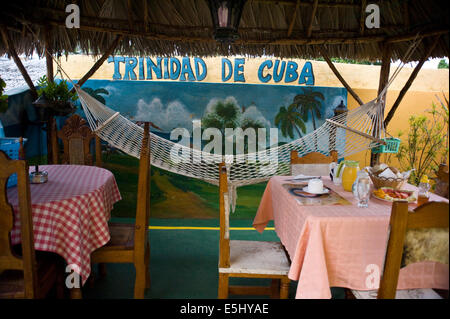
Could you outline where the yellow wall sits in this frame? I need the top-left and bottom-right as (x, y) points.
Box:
(58, 55), (449, 168)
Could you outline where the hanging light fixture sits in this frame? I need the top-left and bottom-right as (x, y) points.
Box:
(208, 0), (247, 42)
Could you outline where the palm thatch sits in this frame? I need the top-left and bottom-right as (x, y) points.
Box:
(0, 0), (449, 62)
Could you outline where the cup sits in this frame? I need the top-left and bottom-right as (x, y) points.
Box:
(307, 179), (324, 194)
(356, 177), (370, 208)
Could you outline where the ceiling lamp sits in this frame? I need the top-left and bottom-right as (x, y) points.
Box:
(207, 0), (247, 42)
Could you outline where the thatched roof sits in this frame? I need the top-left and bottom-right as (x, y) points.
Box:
(1, 0), (449, 62)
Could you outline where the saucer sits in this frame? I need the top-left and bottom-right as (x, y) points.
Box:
(302, 186), (329, 195)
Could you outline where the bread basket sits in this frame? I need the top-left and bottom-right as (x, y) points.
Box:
(368, 173), (407, 189)
(368, 166), (409, 189)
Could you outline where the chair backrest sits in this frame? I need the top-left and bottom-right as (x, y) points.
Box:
(218, 163), (230, 269)
(290, 150), (338, 176)
(134, 123), (151, 257)
(434, 164), (449, 199)
(0, 151), (37, 298)
(378, 201), (449, 299)
(57, 114), (102, 166)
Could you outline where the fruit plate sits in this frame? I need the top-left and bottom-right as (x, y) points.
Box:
(372, 187), (416, 203)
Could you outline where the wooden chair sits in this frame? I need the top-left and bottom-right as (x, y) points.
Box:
(290, 150), (338, 176)
(55, 114), (102, 166)
(350, 201), (449, 299)
(218, 164), (291, 299)
(0, 151), (63, 298)
(90, 122), (151, 299)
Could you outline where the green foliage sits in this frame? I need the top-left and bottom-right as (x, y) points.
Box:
(83, 87), (109, 104)
(0, 78), (8, 113)
(292, 87), (324, 130)
(437, 59), (449, 69)
(314, 57), (382, 66)
(396, 98), (449, 185)
(36, 75), (78, 103)
(275, 103), (305, 139)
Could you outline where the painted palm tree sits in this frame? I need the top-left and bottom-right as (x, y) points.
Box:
(274, 103), (306, 139)
(292, 87), (324, 131)
(83, 87), (109, 104)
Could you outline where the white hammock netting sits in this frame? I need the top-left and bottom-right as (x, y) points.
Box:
(75, 85), (386, 189)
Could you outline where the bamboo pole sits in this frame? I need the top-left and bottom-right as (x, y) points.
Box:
(384, 36), (441, 127)
(306, 0), (319, 38)
(70, 35), (123, 91)
(0, 27), (38, 99)
(143, 0), (149, 33)
(319, 45), (364, 106)
(287, 0), (300, 37)
(360, 0), (367, 35)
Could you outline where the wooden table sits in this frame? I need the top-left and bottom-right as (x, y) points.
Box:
(7, 165), (121, 287)
(253, 176), (449, 299)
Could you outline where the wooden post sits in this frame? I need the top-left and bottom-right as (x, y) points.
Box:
(0, 27), (38, 99)
(50, 117), (58, 164)
(70, 35), (123, 91)
(319, 45), (364, 106)
(384, 36), (441, 128)
(44, 25), (54, 83)
(44, 25), (55, 164)
(370, 43), (391, 166)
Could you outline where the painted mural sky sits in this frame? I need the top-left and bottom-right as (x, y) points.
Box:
(80, 79), (347, 143)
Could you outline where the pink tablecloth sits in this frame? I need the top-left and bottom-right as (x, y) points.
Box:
(253, 176), (449, 299)
(7, 165), (121, 285)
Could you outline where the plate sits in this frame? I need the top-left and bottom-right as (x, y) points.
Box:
(289, 187), (322, 198)
(302, 186), (330, 195)
(373, 187), (416, 203)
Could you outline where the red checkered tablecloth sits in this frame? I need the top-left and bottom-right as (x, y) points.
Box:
(7, 165), (122, 285)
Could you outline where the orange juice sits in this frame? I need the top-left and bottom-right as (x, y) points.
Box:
(342, 161), (360, 192)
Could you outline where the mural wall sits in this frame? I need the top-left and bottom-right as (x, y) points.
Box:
(1, 56), (347, 219)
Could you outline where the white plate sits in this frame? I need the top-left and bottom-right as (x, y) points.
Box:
(302, 186), (330, 195)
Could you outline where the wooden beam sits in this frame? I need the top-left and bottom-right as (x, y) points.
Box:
(250, 0), (359, 9)
(127, 0), (133, 31)
(360, 0), (367, 35)
(0, 27), (37, 99)
(287, 0), (300, 37)
(319, 45), (364, 106)
(306, 0), (319, 38)
(70, 35), (123, 91)
(8, 10), (448, 47)
(384, 36), (441, 127)
(143, 0), (149, 33)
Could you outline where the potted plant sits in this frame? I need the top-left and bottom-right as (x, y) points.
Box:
(33, 75), (78, 121)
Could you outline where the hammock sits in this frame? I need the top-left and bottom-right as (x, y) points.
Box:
(76, 85), (385, 188)
(72, 37), (422, 194)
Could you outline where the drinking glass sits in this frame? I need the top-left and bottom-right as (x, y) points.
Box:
(357, 177), (370, 208)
